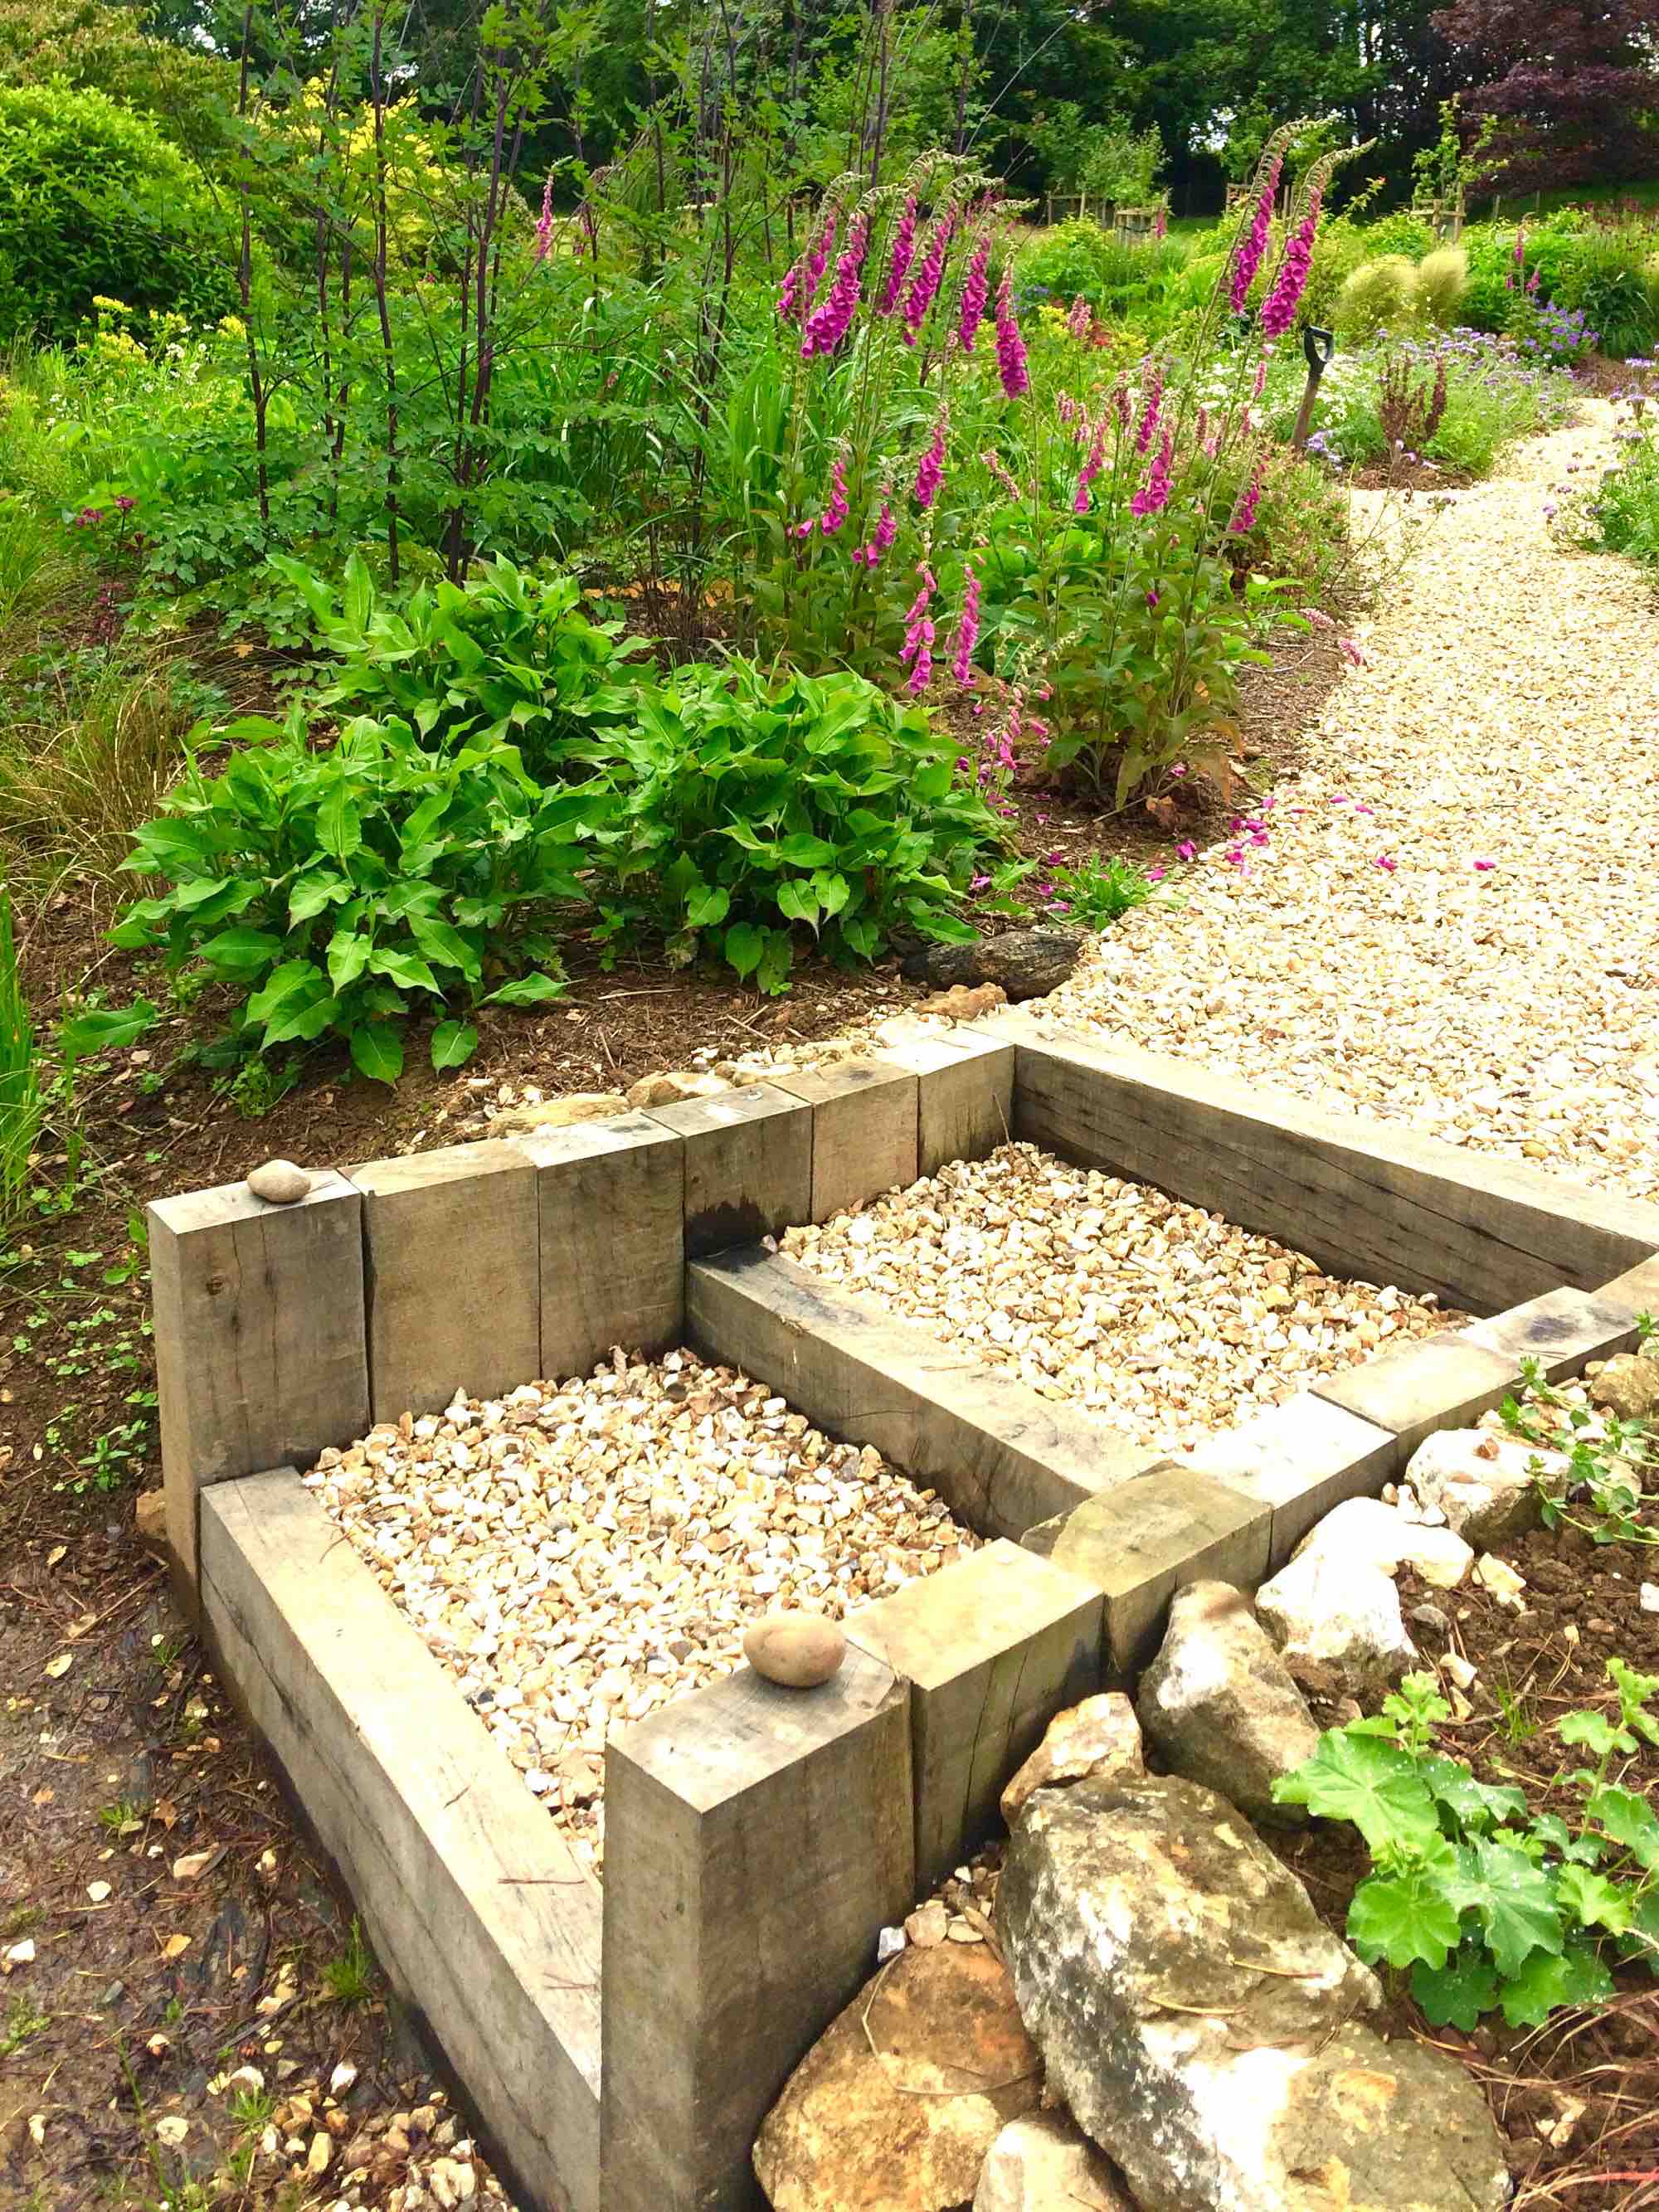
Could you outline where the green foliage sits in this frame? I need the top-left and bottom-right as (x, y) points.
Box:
(110, 711), (596, 1081)
(1414, 245), (1469, 325)
(279, 552), (651, 776)
(1047, 854), (1160, 929)
(0, 883), (42, 1233)
(1501, 1354), (1659, 1547)
(1274, 1664), (1659, 2028)
(0, 82), (235, 341)
(1018, 220), (1187, 320)
(1335, 254), (1418, 342)
(591, 661), (1001, 995)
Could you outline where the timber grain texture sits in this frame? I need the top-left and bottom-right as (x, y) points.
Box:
(996, 1017), (1659, 1313)
(200, 1471), (601, 2212)
(518, 1114), (686, 1380)
(601, 1646), (912, 2212)
(148, 1172), (368, 1602)
(686, 1246), (1160, 1540)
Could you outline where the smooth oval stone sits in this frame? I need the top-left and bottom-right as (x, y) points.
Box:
(742, 1612), (846, 1689)
(246, 1159), (312, 1206)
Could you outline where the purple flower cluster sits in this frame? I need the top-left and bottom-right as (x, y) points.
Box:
(898, 567), (936, 695)
(853, 501), (897, 569)
(1260, 190), (1321, 340)
(902, 213), (952, 344)
(951, 565), (980, 687)
(957, 233), (992, 351)
(1228, 448), (1267, 534)
(878, 197), (918, 314)
(994, 270), (1029, 397)
(533, 176), (555, 263)
(1131, 430), (1173, 518)
(1133, 362), (1163, 455)
(795, 456), (850, 539)
(1229, 153), (1282, 314)
(800, 213), (868, 358)
(913, 416), (946, 508)
(1073, 418), (1107, 513)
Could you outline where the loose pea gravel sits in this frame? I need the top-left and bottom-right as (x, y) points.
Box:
(1029, 403), (1659, 1199)
(782, 1142), (1464, 1451)
(307, 1352), (979, 1868)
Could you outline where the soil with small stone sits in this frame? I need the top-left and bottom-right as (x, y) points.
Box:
(1270, 1405), (1659, 2211)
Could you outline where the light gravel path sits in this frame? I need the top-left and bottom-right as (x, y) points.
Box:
(1034, 402), (1659, 1200)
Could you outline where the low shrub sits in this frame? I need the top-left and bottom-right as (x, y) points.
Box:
(111, 712), (599, 1082)
(1414, 245), (1468, 326)
(1552, 369), (1659, 569)
(592, 660), (1000, 994)
(1334, 255), (1418, 343)
(1287, 328), (1574, 476)
(1018, 218), (1186, 320)
(0, 82), (235, 340)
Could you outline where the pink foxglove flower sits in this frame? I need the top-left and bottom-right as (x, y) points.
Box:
(1252, 349), (1269, 400)
(994, 270), (1029, 397)
(1130, 429), (1173, 518)
(957, 233), (992, 350)
(913, 416), (946, 508)
(878, 197), (918, 314)
(801, 213), (869, 357)
(951, 565), (980, 686)
(1154, 207), (1168, 241)
(1067, 293), (1092, 342)
(853, 501), (897, 569)
(1228, 153), (1282, 313)
(804, 211), (836, 305)
(898, 566), (937, 694)
(1228, 448), (1267, 534)
(1260, 190), (1321, 339)
(1133, 362), (1163, 454)
(795, 456), (851, 539)
(533, 176), (555, 262)
(1073, 416), (1107, 513)
(902, 212), (953, 343)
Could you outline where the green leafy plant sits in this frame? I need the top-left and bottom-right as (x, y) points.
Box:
(1, 885), (43, 1232)
(278, 552), (652, 775)
(1501, 1353), (1658, 1548)
(322, 1918), (376, 2005)
(1274, 1665), (1659, 2029)
(592, 660), (1001, 994)
(1046, 853), (1161, 928)
(110, 711), (598, 1081)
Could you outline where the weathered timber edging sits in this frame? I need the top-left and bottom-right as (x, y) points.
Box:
(152, 1020), (1659, 2212)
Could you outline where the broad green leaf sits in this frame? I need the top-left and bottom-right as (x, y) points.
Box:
(724, 921), (765, 980)
(911, 758), (953, 803)
(1420, 1757), (1528, 1837)
(289, 872), (348, 926)
(1459, 1838), (1563, 1981)
(1347, 1860), (1462, 1971)
(1498, 1940), (1613, 2030)
(686, 884), (730, 930)
(246, 960), (324, 1026)
(484, 972), (567, 1007)
(349, 1023), (403, 1085)
(198, 926), (283, 977)
(430, 1020), (479, 1072)
(315, 785), (363, 862)
(1587, 1785), (1659, 1874)
(775, 833), (839, 866)
(776, 880), (821, 929)
(1555, 1864), (1634, 1937)
(1272, 1732), (1443, 1858)
(60, 999), (159, 1063)
(1530, 1814), (1605, 1867)
(813, 870), (850, 919)
(411, 916), (482, 981)
(120, 816), (220, 875)
(1412, 1947), (1500, 2030)
(1559, 1711), (1632, 1759)
(327, 930), (372, 994)
(370, 949), (441, 994)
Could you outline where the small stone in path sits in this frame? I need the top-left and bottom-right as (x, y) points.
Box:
(246, 1158), (311, 1205)
(135, 1489), (168, 1554)
(917, 983), (1007, 1020)
(905, 1899), (950, 1949)
(1641, 1584), (1659, 1614)
(973, 2112), (1134, 2211)
(490, 1091), (627, 1134)
(1588, 1350), (1659, 1422)
(742, 1612), (847, 1689)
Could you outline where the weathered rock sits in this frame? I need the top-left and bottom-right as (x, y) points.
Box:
(753, 1941), (1039, 2212)
(973, 2112), (1134, 2212)
(1588, 1351), (1659, 1422)
(998, 1775), (1510, 2212)
(490, 1091), (628, 1134)
(625, 1070), (732, 1109)
(1135, 1582), (1319, 1822)
(1405, 1427), (1556, 1547)
(1295, 1495), (1473, 1590)
(742, 1612), (847, 1689)
(1000, 1694), (1143, 1828)
(135, 1489), (168, 1555)
(904, 1900), (950, 1949)
(1254, 1548), (1417, 1699)
(246, 1158), (311, 1205)
(916, 983), (1009, 1021)
(902, 928), (1084, 1004)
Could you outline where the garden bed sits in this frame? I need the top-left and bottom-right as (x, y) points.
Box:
(309, 1353), (980, 1869)
(782, 1141), (1466, 1450)
(1272, 1364), (1659, 2212)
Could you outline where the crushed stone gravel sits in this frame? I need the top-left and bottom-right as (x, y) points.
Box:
(782, 1142), (1465, 1451)
(1027, 402), (1659, 1201)
(308, 1352), (980, 1868)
